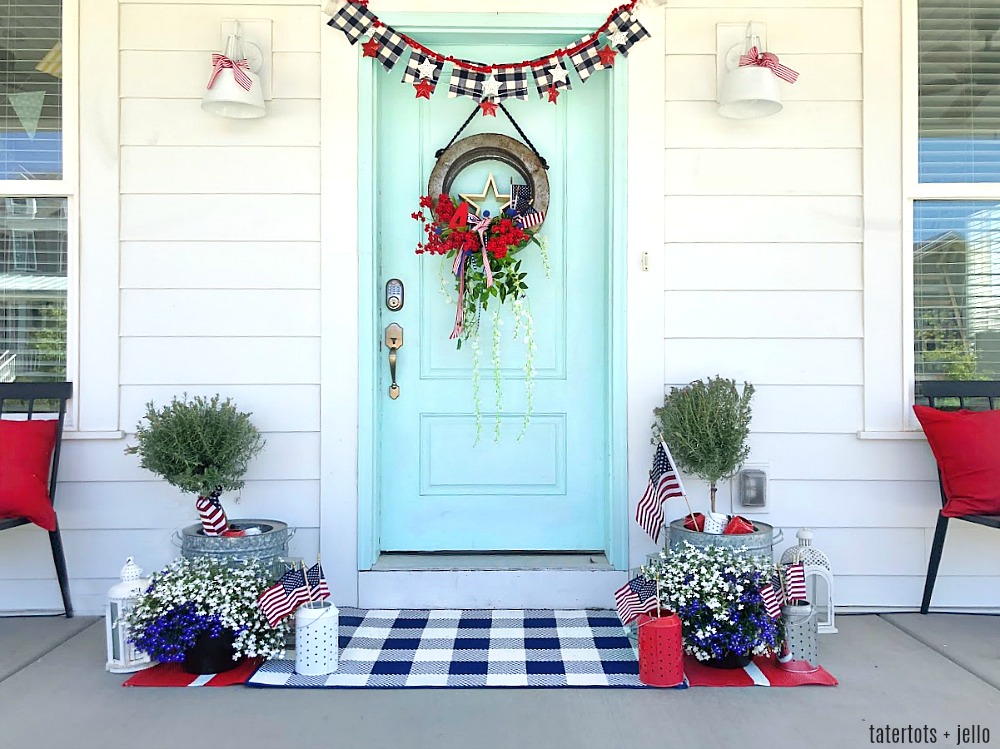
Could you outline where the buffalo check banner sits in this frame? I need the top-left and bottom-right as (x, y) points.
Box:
(448, 64), (488, 100)
(369, 25), (408, 71)
(327, 2), (377, 45)
(247, 608), (671, 688)
(324, 1), (655, 105)
(605, 7), (651, 56)
(568, 36), (609, 82)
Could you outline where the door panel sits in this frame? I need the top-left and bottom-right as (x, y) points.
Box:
(376, 41), (611, 552)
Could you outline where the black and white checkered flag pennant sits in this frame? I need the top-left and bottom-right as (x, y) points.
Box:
(327, 2), (377, 45)
(605, 8), (651, 56)
(400, 50), (444, 87)
(448, 63), (488, 100)
(569, 36), (609, 82)
(532, 57), (573, 98)
(493, 68), (529, 101)
(369, 25), (408, 71)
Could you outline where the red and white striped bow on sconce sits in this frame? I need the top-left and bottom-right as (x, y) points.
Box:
(717, 21), (799, 120)
(202, 20), (267, 119)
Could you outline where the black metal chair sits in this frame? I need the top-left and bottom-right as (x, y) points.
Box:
(915, 380), (1000, 614)
(0, 382), (73, 617)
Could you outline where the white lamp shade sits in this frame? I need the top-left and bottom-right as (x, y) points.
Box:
(202, 68), (266, 119)
(718, 65), (783, 119)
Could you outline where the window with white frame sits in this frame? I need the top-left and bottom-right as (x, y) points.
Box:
(0, 0), (68, 383)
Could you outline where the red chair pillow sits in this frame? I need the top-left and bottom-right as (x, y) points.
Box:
(913, 405), (1000, 517)
(0, 419), (59, 531)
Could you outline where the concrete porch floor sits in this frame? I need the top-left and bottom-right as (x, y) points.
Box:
(1, 613), (999, 749)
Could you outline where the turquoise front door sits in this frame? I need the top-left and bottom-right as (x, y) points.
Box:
(374, 37), (616, 553)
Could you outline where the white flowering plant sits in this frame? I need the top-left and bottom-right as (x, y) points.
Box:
(643, 542), (783, 662)
(126, 557), (285, 663)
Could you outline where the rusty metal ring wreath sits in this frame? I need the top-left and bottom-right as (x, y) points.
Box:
(427, 133), (550, 221)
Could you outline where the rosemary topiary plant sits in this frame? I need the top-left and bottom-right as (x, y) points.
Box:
(125, 394), (265, 519)
(652, 376), (754, 514)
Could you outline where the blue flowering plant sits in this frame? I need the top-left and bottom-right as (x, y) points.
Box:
(643, 542), (783, 662)
(125, 556), (285, 663)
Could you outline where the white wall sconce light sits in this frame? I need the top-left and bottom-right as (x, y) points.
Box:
(202, 20), (272, 119)
(716, 22), (798, 120)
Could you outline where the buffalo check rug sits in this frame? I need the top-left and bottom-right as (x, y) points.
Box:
(247, 608), (664, 688)
(246, 608), (837, 689)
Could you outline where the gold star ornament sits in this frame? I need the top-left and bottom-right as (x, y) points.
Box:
(458, 173), (511, 216)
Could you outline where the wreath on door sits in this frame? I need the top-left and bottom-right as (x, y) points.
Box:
(412, 121), (550, 443)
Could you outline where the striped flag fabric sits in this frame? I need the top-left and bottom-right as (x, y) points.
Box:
(305, 563), (331, 601)
(784, 562), (807, 602)
(760, 583), (781, 619)
(258, 568), (310, 627)
(635, 441), (687, 543)
(195, 495), (228, 536)
(614, 574), (658, 625)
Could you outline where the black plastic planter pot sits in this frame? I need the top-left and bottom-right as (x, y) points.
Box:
(183, 628), (238, 675)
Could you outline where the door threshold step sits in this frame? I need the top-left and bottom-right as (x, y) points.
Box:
(371, 553), (612, 571)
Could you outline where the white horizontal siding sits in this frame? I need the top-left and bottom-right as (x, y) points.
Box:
(121, 242), (320, 289)
(121, 195), (321, 241)
(119, 384), (320, 433)
(666, 102), (862, 149)
(663, 243), (862, 291)
(121, 99), (320, 146)
(121, 147), (321, 194)
(0, 526), (320, 581)
(662, 8), (861, 54)
(747, 434), (936, 482)
(665, 196), (863, 243)
(665, 339), (863, 386)
(55, 480), (320, 530)
(120, 337), (320, 384)
(119, 5), (320, 52)
(120, 290), (321, 337)
(664, 291), (862, 338)
(664, 150), (862, 197)
(61, 433), (320, 483)
(740, 385), (864, 434)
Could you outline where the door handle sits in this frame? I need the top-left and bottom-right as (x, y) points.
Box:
(385, 323), (403, 399)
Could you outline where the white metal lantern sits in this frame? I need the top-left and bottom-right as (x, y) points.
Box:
(780, 529), (837, 634)
(105, 557), (156, 673)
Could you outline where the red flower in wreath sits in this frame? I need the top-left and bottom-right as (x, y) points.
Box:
(412, 193), (542, 341)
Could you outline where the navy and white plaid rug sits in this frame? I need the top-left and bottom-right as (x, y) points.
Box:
(247, 607), (673, 688)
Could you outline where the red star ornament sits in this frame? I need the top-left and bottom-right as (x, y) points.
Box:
(546, 86), (560, 104)
(362, 37), (380, 59)
(479, 99), (498, 117)
(414, 78), (434, 99)
(598, 44), (617, 67)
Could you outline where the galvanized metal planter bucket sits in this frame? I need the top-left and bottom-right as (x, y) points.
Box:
(175, 519), (294, 577)
(667, 518), (780, 562)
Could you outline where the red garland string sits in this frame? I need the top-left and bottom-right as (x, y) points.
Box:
(361, 0), (638, 74)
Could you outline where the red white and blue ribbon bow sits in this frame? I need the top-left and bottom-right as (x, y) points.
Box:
(447, 202), (495, 340)
(738, 46), (798, 84)
(207, 54), (253, 91)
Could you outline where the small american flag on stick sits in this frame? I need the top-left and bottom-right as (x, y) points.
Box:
(635, 441), (687, 543)
(614, 574), (659, 625)
(306, 562), (331, 601)
(760, 583), (781, 619)
(783, 562), (807, 602)
(258, 568), (310, 627)
(195, 495), (228, 536)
